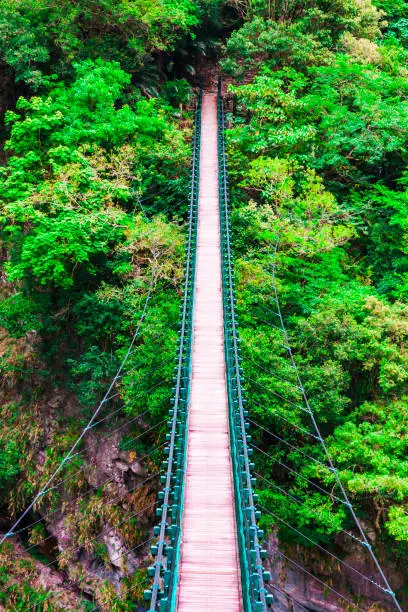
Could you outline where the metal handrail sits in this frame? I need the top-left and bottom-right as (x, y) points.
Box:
(144, 85), (202, 611)
(217, 78), (273, 612)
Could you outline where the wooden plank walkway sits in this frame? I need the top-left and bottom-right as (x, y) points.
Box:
(176, 93), (242, 611)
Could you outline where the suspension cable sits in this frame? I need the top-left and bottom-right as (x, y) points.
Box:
(253, 443), (353, 506)
(218, 78), (272, 610)
(3, 474), (161, 610)
(1, 251), (159, 547)
(269, 584), (310, 612)
(254, 471), (368, 549)
(249, 418), (332, 471)
(28, 533), (157, 612)
(9, 438), (165, 546)
(269, 550), (363, 610)
(266, 239), (401, 609)
(145, 85), (202, 611)
(248, 397), (316, 439)
(242, 234), (401, 608)
(259, 504), (389, 594)
(7, 379), (171, 540)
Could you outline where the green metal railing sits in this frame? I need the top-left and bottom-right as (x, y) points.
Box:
(217, 79), (273, 612)
(144, 86), (202, 611)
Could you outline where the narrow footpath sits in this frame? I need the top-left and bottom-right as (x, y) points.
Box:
(176, 92), (242, 611)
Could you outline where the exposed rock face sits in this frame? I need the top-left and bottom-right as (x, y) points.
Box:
(77, 549), (124, 591)
(0, 344), (155, 609)
(103, 525), (139, 573)
(32, 424), (155, 605)
(0, 537), (81, 609)
(46, 515), (73, 552)
(85, 430), (149, 486)
(86, 429), (126, 486)
(265, 530), (403, 611)
(115, 460), (131, 472)
(130, 461), (147, 477)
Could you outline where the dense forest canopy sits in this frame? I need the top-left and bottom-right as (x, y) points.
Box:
(221, 0), (408, 606)
(0, 0), (408, 609)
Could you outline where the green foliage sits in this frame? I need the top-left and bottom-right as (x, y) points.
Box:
(237, 157), (354, 254)
(0, 542), (88, 610)
(348, 181), (408, 298)
(373, 0), (408, 21)
(0, 0), (201, 87)
(0, 293), (41, 337)
(223, 0), (408, 590)
(0, 59), (189, 365)
(221, 18), (334, 76)
(0, 436), (21, 490)
(222, 0), (389, 76)
(228, 61), (408, 186)
(1, 0), (407, 604)
(325, 399), (408, 506)
(0, 34), (190, 608)
(162, 79), (193, 106)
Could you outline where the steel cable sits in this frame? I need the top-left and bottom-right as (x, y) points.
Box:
(268, 550), (363, 610)
(87, 576), (152, 612)
(254, 471), (368, 549)
(4, 477), (161, 609)
(147, 85), (202, 611)
(269, 584), (311, 612)
(27, 534), (157, 612)
(1, 253), (160, 547)
(252, 443), (348, 506)
(249, 418), (332, 472)
(259, 503), (389, 594)
(269, 239), (401, 609)
(244, 237), (401, 609)
(248, 397), (316, 440)
(8, 414), (168, 538)
(8, 469), (162, 578)
(218, 80), (272, 610)
(11, 442), (165, 551)
(246, 357), (302, 391)
(246, 376), (309, 413)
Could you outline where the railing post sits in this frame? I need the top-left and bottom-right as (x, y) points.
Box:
(144, 85), (202, 611)
(217, 77), (273, 611)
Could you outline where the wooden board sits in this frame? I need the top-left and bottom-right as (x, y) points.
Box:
(176, 93), (242, 611)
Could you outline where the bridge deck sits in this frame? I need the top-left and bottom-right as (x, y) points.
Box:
(176, 93), (242, 611)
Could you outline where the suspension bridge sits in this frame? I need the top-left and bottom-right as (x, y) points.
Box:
(0, 82), (403, 612)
